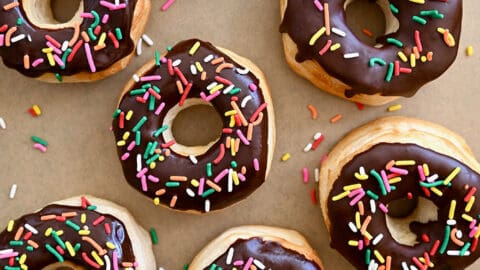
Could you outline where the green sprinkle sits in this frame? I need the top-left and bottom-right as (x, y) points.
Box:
(65, 220), (81, 231)
(155, 51), (161, 66)
(166, 182), (180, 188)
(55, 73), (63, 82)
(130, 89), (147, 96)
(209, 264), (217, 270)
(366, 190), (379, 200)
(16, 18), (23, 26)
(136, 131), (141, 146)
(31, 136), (48, 147)
(202, 188), (215, 198)
(90, 10), (100, 28)
(141, 83), (152, 89)
(153, 125), (168, 137)
(167, 46), (172, 51)
(52, 231), (66, 249)
(152, 85), (161, 93)
(386, 38), (404, 48)
(115, 28), (123, 40)
(460, 242), (471, 256)
(149, 95), (155, 111)
(419, 181), (451, 188)
(46, 243), (64, 262)
(365, 249), (371, 265)
(389, 3), (399, 14)
(26, 246), (34, 252)
(206, 163), (213, 177)
(132, 116), (147, 132)
(413, 16), (427, 25)
(370, 169), (387, 196)
(74, 243), (81, 252)
(146, 154), (160, 165)
(144, 142), (153, 159)
(229, 88), (241, 95)
(439, 225), (451, 254)
(87, 27), (97, 41)
(60, 48), (72, 70)
(150, 228), (158, 244)
(369, 57), (386, 67)
(230, 161), (237, 168)
(87, 205), (97, 211)
(5, 267), (21, 270)
(183, 264), (189, 270)
(420, 10), (444, 19)
(9, 240), (23, 246)
(149, 141), (158, 155)
(112, 109), (122, 118)
(385, 62), (394, 82)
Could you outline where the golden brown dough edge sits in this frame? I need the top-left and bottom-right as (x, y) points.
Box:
(319, 116), (480, 233)
(115, 42), (275, 215)
(188, 225), (324, 269)
(279, 0), (399, 106)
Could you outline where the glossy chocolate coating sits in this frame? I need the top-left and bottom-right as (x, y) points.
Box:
(205, 237), (322, 270)
(327, 143), (480, 269)
(280, 0), (462, 98)
(0, 0), (137, 77)
(113, 39), (270, 212)
(0, 204), (135, 268)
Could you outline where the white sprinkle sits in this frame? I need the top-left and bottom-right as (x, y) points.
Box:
(207, 82), (218, 90)
(359, 166), (366, 175)
(368, 260), (378, 270)
(227, 169), (233, 193)
(370, 199), (376, 214)
(115, 0), (120, 5)
(204, 199), (211, 212)
(314, 168), (319, 182)
(313, 132), (322, 140)
(226, 247), (234, 264)
(61, 41), (69, 51)
(172, 59), (182, 67)
(190, 64), (197, 75)
(24, 223), (39, 234)
(372, 233), (384, 245)
(136, 154), (142, 172)
(0, 117), (6, 129)
(348, 222), (358, 233)
(447, 250), (471, 256)
(11, 34), (26, 43)
(427, 174), (439, 183)
(104, 255), (111, 270)
(332, 27), (347, 37)
(253, 259), (266, 269)
(304, 143), (312, 152)
(344, 52), (360, 59)
(186, 188), (195, 197)
(223, 85), (235, 94)
(241, 95), (252, 108)
(159, 268), (165, 270)
(189, 155), (198, 164)
(236, 67), (250, 75)
(455, 229), (463, 239)
(27, 34), (32, 42)
(136, 38), (143, 56)
(401, 262), (409, 270)
(410, 265), (418, 270)
(9, 184), (17, 199)
(203, 54), (214, 62)
(133, 74), (140, 82)
(447, 219), (457, 226)
(141, 34), (154, 46)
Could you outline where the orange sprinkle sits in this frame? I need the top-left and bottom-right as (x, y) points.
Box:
(386, 160), (395, 170)
(308, 104), (318, 120)
(169, 195), (178, 208)
(176, 80), (184, 94)
(206, 180), (222, 192)
(27, 240), (39, 249)
(5, 26), (17, 47)
(216, 63), (234, 73)
(234, 138), (240, 153)
(81, 31), (90, 43)
(94, 43), (106, 51)
(41, 215), (57, 221)
(23, 54), (30, 70)
(247, 124), (253, 141)
(61, 212), (78, 218)
(360, 216), (372, 234)
(69, 22), (80, 46)
(427, 51), (433, 61)
(324, 3), (331, 35)
(211, 57), (224, 65)
(82, 236), (107, 256)
(362, 28), (373, 37)
(231, 101), (248, 126)
(450, 228), (465, 246)
(251, 112), (264, 126)
(358, 201), (365, 216)
(170, 176), (188, 182)
(3, 2), (19, 10)
(386, 256), (392, 270)
(413, 47), (420, 59)
(155, 189), (166, 196)
(330, 114), (342, 123)
(201, 71), (207, 80)
(226, 136), (231, 148)
(14, 227), (24, 241)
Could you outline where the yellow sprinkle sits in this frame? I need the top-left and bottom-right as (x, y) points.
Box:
(467, 46), (474, 56)
(309, 27), (326, 46)
(363, 230), (373, 240)
(332, 191), (350, 201)
(229, 115), (235, 128)
(7, 220), (14, 232)
(116, 140), (126, 146)
(475, 227), (480, 239)
(195, 62), (204, 72)
(409, 0), (425, 3)
(462, 214), (474, 222)
(191, 179), (199, 187)
(66, 241), (76, 257)
(56, 230), (64, 236)
(189, 41), (201, 55)
(153, 197), (160, 206)
(388, 177), (402, 184)
(374, 250), (385, 264)
(355, 211), (361, 229)
(423, 164), (430, 177)
(343, 184), (362, 191)
(281, 153), (291, 161)
(210, 84), (224, 94)
(32, 105), (42, 116)
(418, 257), (434, 268)
(230, 138), (236, 157)
(410, 53), (416, 68)
(431, 187), (443, 196)
(106, 242), (116, 250)
(448, 200), (456, 219)
(224, 110), (237, 117)
(47, 53), (55, 66)
(126, 110), (133, 121)
(465, 196), (475, 213)
(41, 47), (54, 54)
(97, 32), (107, 47)
(421, 56), (427, 62)
(122, 132), (130, 140)
(397, 51), (408, 62)
(91, 251), (104, 266)
(354, 173), (368, 180)
(330, 43), (341, 51)
(45, 228), (53, 237)
(78, 230), (90, 236)
(395, 160), (416, 166)
(387, 104), (402, 112)
(159, 156), (165, 162)
(149, 162), (156, 169)
(443, 167), (461, 185)
(232, 171), (240, 186)
(18, 254), (26, 264)
(348, 240), (359, 246)
(81, 213), (87, 224)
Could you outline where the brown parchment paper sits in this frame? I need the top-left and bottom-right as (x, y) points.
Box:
(1, 1), (479, 269)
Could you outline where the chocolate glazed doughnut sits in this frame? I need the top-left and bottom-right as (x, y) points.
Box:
(112, 39), (275, 213)
(280, 0), (462, 105)
(188, 226), (324, 270)
(0, 196), (155, 269)
(0, 0), (151, 82)
(320, 117), (480, 269)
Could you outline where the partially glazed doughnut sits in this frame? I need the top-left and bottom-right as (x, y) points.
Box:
(320, 116), (480, 269)
(189, 225), (324, 269)
(112, 39), (275, 213)
(0, 195), (155, 269)
(280, 0), (462, 105)
(0, 0), (151, 83)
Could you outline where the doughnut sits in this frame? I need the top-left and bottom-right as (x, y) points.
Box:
(189, 225), (324, 269)
(112, 39), (275, 213)
(0, 195), (155, 269)
(280, 0), (462, 106)
(0, 0), (151, 83)
(320, 116), (480, 269)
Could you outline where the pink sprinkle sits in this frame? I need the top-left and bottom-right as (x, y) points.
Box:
(237, 173), (246, 182)
(349, 190), (365, 206)
(379, 203), (388, 213)
(233, 260), (244, 266)
(33, 143), (47, 153)
(348, 188), (363, 198)
(314, 0), (324, 11)
(141, 75), (162, 82)
(161, 0), (176, 11)
(46, 41), (62, 55)
(319, 39), (333, 55)
(248, 83), (257, 91)
(390, 167), (409, 175)
(127, 141), (136, 151)
(380, 170), (391, 193)
(470, 220), (477, 229)
(214, 169), (229, 183)
(302, 168), (309, 183)
(0, 252), (19, 260)
(112, 251), (119, 270)
(136, 167), (148, 178)
(418, 165), (426, 181)
(253, 158), (260, 171)
(243, 257), (254, 270)
(148, 175), (159, 183)
(161, 57), (168, 64)
(121, 153), (130, 160)
(32, 58), (44, 68)
(358, 240), (364, 250)
(236, 129), (250, 145)
(80, 13), (94, 19)
(0, 34), (4, 46)
(469, 226), (478, 238)
(84, 43), (96, 73)
(198, 178), (205, 195)
(205, 91), (221, 102)
(141, 175), (148, 191)
(142, 91), (150, 101)
(154, 102), (166, 116)
(53, 54), (65, 67)
(101, 14), (109, 24)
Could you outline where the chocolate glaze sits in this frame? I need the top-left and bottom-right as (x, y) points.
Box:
(0, 204), (135, 268)
(280, 0), (462, 98)
(205, 237), (322, 270)
(0, 0), (137, 77)
(327, 143), (480, 269)
(112, 39), (270, 212)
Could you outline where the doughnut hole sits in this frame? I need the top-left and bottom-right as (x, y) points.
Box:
(344, 0), (399, 47)
(44, 261), (81, 270)
(21, 0), (83, 29)
(385, 197), (438, 246)
(163, 98), (223, 157)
